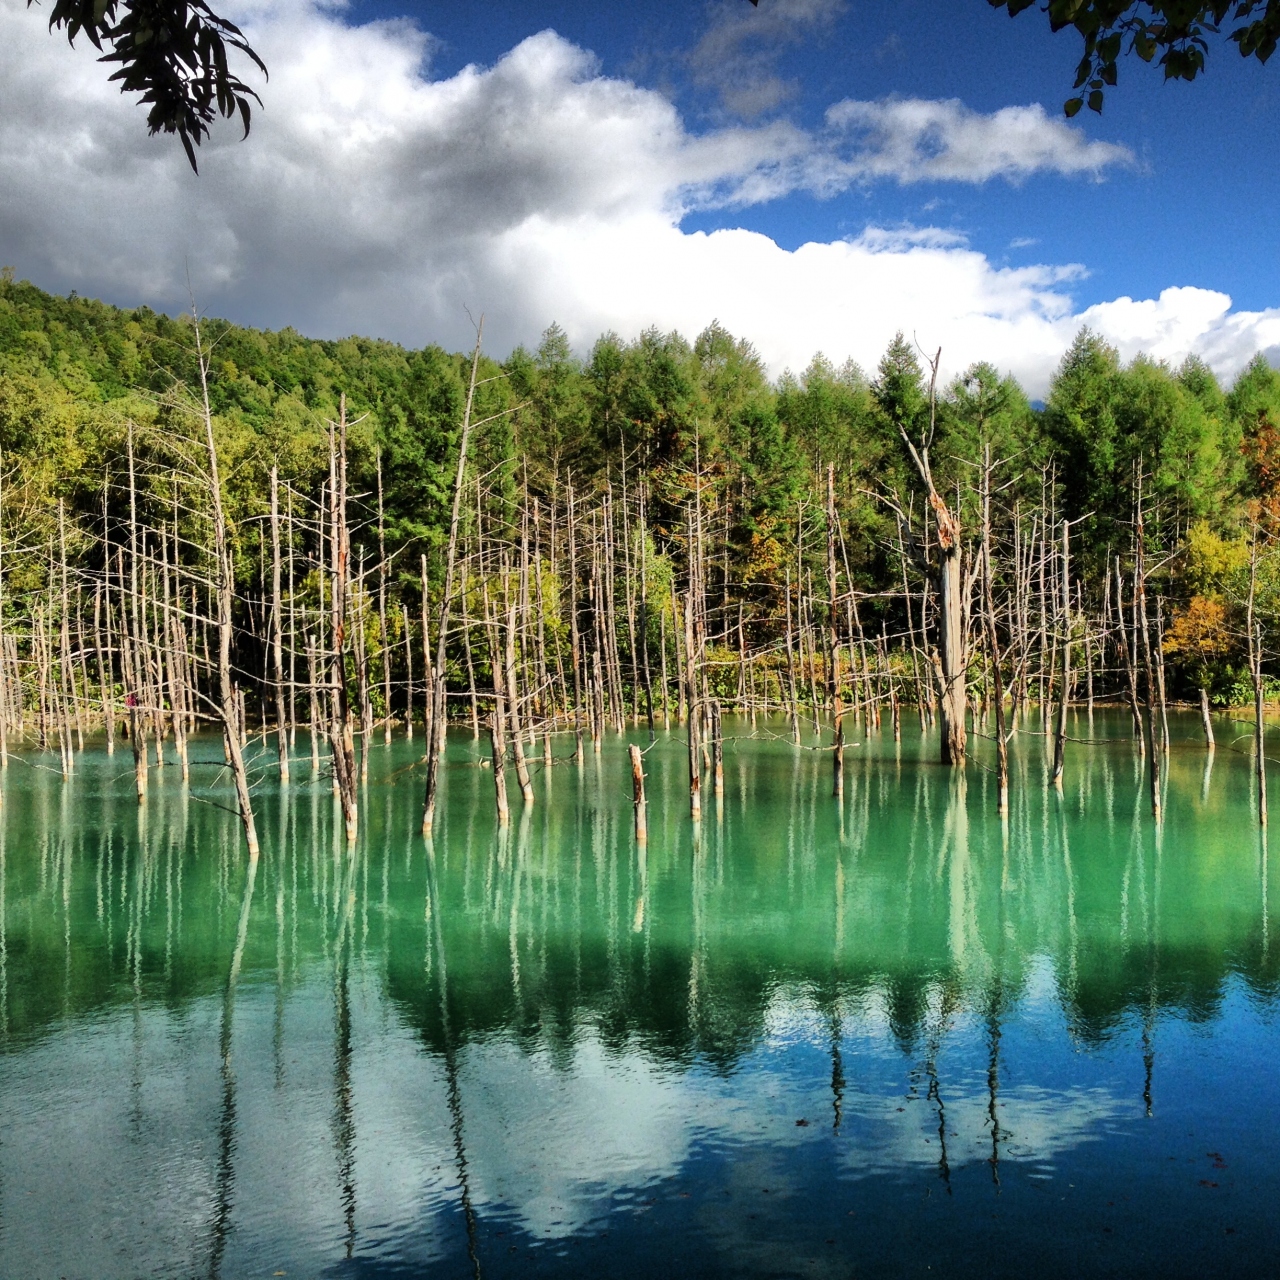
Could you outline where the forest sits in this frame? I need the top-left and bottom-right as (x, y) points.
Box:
(1, 267), (1279, 847)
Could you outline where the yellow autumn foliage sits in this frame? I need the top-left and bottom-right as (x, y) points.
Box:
(1163, 594), (1233, 664)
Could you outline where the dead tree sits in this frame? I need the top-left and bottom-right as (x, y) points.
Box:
(1249, 525), (1267, 826)
(327, 401), (360, 844)
(981, 446), (1009, 813)
(422, 321), (484, 836)
(890, 348), (974, 766)
(193, 316), (261, 857)
(1050, 518), (1070, 787)
(269, 464), (289, 783)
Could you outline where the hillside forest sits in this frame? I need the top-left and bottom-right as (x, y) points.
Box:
(1, 269), (1278, 848)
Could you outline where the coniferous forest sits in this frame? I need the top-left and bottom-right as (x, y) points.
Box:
(2, 269), (1279, 847)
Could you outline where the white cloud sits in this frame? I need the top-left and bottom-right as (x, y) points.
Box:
(687, 0), (848, 120)
(825, 97), (1133, 184)
(1081, 287), (1280, 378)
(0, 0), (1272, 398)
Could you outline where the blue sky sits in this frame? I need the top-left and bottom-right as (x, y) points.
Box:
(383, 0), (1275, 311)
(1, 0), (1278, 393)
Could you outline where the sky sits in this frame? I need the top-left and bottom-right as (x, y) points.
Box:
(1, 0), (1279, 396)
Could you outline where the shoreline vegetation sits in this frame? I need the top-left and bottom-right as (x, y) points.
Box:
(2, 271), (1280, 846)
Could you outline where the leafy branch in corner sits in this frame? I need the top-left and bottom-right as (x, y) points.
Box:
(990, 1), (1280, 116)
(35, 0), (266, 171)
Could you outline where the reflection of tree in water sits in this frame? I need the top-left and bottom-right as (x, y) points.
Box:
(426, 838), (483, 1280)
(333, 840), (358, 1260)
(986, 983), (1005, 1187)
(207, 845), (258, 1280)
(3, 723), (1280, 1077)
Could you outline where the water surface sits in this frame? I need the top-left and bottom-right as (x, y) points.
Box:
(0, 712), (1276, 1278)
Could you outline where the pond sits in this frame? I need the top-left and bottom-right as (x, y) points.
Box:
(0, 711), (1275, 1278)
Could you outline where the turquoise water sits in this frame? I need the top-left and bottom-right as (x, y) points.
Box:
(0, 712), (1276, 1278)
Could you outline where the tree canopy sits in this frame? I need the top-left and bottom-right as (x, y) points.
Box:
(4, 271), (1280, 710)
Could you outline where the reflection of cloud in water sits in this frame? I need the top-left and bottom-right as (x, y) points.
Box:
(832, 1083), (1130, 1177)
(0, 972), (1137, 1271)
(458, 1037), (693, 1237)
(449, 986), (1133, 1240)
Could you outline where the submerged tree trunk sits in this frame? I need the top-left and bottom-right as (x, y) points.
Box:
(1249, 531), (1267, 826)
(1135, 499), (1161, 825)
(422, 321), (484, 836)
(1200, 686), (1215, 750)
(896, 349), (968, 767)
(194, 320), (260, 858)
(1051, 519), (1070, 787)
(269, 465), (290, 784)
(327, 402), (359, 844)
(936, 535), (967, 766)
(981, 447), (1008, 814)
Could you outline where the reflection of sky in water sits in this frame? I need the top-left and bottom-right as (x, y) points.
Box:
(1, 716), (1279, 1277)
(0, 969), (1189, 1273)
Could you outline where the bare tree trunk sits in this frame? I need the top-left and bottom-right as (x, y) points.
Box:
(629, 742), (647, 842)
(504, 586), (534, 805)
(1051, 519), (1070, 787)
(0, 462), (8, 777)
(417, 552), (435, 746)
(402, 601), (414, 741)
(896, 349), (967, 766)
(1083, 584), (1094, 722)
(377, 451), (392, 744)
(489, 713), (509, 828)
(327, 402), (359, 844)
(193, 321), (260, 857)
(567, 481), (585, 763)
(711, 699), (724, 800)
(1249, 528), (1267, 826)
(125, 427), (148, 798)
(684, 592), (701, 821)
(92, 581), (109, 759)
(659, 598), (671, 730)
(161, 519), (188, 781)
(57, 501), (75, 776)
(784, 567), (800, 745)
(936, 536), (967, 765)
(270, 465), (290, 783)
(486, 593), (510, 827)
(1114, 557), (1145, 749)
(1154, 596), (1170, 753)
(307, 633), (320, 773)
(1135, 498), (1161, 824)
(422, 322), (484, 835)
(826, 464), (841, 722)
(286, 484), (297, 745)
(981, 447), (1009, 814)
(1200, 685), (1215, 750)
(353, 548), (373, 783)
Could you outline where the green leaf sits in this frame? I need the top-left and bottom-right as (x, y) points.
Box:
(1064, 96), (1084, 116)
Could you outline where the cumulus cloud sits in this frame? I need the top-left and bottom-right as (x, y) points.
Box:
(0, 0), (1271, 397)
(825, 97), (1134, 184)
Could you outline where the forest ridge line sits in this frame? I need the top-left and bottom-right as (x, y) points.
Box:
(1, 270), (1278, 845)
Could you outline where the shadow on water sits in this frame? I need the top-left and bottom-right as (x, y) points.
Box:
(0, 710), (1278, 1278)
